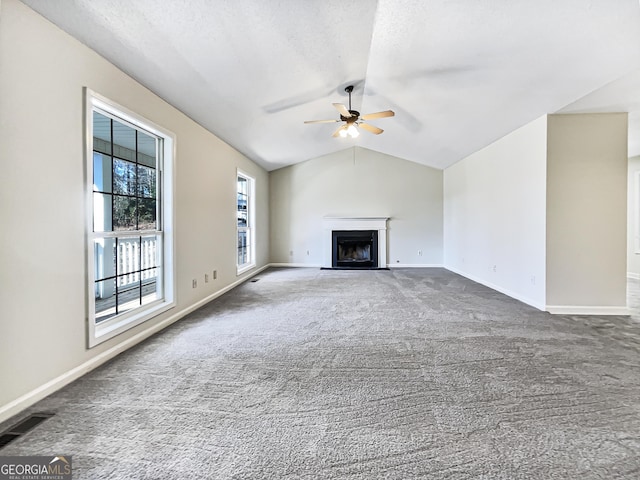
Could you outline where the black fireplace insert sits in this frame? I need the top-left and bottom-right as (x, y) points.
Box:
(332, 230), (378, 269)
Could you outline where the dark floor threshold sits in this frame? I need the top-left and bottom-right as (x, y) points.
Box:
(0, 412), (55, 450)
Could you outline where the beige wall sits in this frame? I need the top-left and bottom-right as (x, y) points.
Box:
(443, 115), (548, 309)
(546, 113), (628, 311)
(269, 147), (443, 267)
(0, 0), (268, 420)
(627, 156), (640, 278)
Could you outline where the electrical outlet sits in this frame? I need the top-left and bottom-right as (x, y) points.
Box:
(306, 250), (310, 256)
(205, 274), (209, 283)
(192, 279), (197, 288)
(418, 250), (422, 256)
(213, 270), (217, 280)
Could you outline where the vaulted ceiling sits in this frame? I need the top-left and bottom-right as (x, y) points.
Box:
(20, 0), (640, 171)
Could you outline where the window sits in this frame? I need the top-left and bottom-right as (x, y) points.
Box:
(86, 90), (175, 347)
(237, 170), (255, 274)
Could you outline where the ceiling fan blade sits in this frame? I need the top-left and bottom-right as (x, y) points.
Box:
(333, 103), (353, 118)
(332, 125), (347, 137)
(360, 110), (395, 120)
(304, 119), (339, 124)
(358, 122), (383, 135)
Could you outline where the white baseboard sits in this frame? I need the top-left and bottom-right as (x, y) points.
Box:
(545, 305), (631, 315)
(444, 265), (546, 311)
(0, 265), (269, 425)
(627, 272), (640, 280)
(268, 263), (444, 269)
(387, 264), (444, 268)
(268, 263), (322, 268)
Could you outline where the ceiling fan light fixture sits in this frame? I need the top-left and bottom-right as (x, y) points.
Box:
(339, 128), (348, 138)
(347, 124), (359, 138)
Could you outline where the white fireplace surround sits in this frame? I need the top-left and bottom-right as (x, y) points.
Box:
(323, 217), (389, 268)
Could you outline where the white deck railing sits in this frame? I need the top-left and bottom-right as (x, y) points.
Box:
(117, 237), (157, 288)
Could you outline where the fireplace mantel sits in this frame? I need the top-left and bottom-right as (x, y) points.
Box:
(323, 217), (388, 268)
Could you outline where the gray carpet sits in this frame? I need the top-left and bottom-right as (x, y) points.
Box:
(2, 267), (640, 479)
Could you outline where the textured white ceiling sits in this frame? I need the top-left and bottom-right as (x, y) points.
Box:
(20, 0), (640, 170)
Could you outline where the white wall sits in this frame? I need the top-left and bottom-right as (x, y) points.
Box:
(269, 147), (443, 267)
(627, 155), (640, 278)
(0, 0), (268, 421)
(546, 113), (628, 312)
(443, 116), (548, 309)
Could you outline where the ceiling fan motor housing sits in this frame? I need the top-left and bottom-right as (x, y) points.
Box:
(341, 110), (360, 123)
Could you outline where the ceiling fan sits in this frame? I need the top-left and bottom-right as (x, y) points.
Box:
(304, 85), (395, 138)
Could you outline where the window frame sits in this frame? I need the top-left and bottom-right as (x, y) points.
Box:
(236, 169), (256, 275)
(85, 89), (176, 348)
(635, 170), (640, 254)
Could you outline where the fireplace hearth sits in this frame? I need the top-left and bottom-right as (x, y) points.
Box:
(332, 230), (378, 269)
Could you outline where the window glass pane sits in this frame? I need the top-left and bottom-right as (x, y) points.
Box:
(93, 192), (113, 232)
(112, 122), (136, 161)
(141, 268), (160, 305)
(138, 198), (157, 230)
(94, 238), (116, 281)
(113, 195), (137, 230)
(113, 158), (136, 196)
(93, 153), (112, 193)
(117, 237), (141, 282)
(237, 176), (247, 195)
(117, 275), (141, 316)
(137, 164), (156, 198)
(93, 112), (111, 155)
(238, 230), (249, 265)
(237, 205), (247, 227)
(137, 131), (157, 167)
(238, 230), (247, 248)
(95, 278), (116, 323)
(237, 187), (248, 227)
(140, 235), (160, 269)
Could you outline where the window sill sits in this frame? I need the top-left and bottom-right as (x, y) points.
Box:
(89, 300), (175, 348)
(237, 263), (256, 276)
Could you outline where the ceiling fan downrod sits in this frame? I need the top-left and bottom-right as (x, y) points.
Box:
(345, 85), (354, 110)
(344, 85), (358, 121)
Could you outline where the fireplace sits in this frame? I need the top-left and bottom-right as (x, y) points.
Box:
(322, 217), (388, 269)
(332, 230), (378, 269)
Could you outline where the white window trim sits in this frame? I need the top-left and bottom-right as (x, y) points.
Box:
(237, 169), (256, 275)
(85, 88), (176, 347)
(635, 170), (640, 254)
